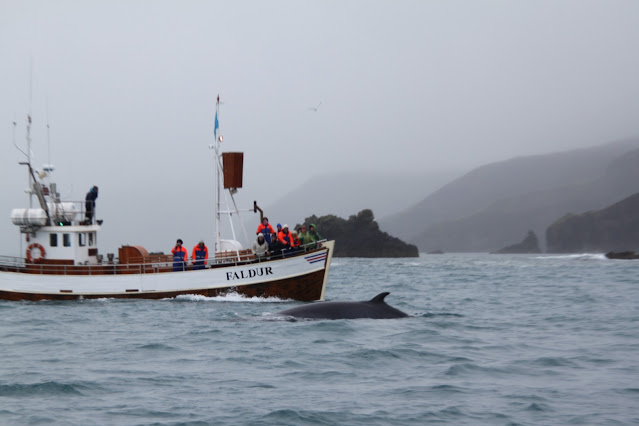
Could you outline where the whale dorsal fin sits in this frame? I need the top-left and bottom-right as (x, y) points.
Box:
(370, 292), (390, 303)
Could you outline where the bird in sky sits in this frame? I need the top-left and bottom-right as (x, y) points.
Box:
(308, 101), (322, 112)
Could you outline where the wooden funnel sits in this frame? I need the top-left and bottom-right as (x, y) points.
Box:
(222, 152), (244, 189)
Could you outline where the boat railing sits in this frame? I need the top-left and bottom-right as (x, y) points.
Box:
(0, 255), (26, 269)
(42, 200), (97, 226)
(0, 241), (329, 276)
(251, 239), (327, 262)
(214, 249), (255, 264)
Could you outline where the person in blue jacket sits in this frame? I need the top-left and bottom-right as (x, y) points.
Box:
(192, 240), (209, 270)
(85, 186), (99, 223)
(171, 239), (188, 271)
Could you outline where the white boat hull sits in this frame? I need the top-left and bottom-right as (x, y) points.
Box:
(0, 241), (334, 301)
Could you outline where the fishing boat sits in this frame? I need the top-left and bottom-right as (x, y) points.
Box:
(0, 98), (334, 301)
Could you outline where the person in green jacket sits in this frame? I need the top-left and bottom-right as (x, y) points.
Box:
(308, 223), (321, 243)
(298, 225), (311, 247)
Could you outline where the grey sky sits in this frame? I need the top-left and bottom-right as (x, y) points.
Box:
(2, 1), (639, 254)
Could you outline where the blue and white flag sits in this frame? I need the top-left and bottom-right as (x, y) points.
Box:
(214, 111), (219, 140)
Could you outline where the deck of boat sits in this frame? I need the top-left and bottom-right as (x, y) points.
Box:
(0, 242), (326, 276)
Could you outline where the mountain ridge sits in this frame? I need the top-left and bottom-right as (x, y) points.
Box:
(378, 138), (639, 252)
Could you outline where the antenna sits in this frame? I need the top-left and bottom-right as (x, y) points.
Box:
(46, 97), (51, 165)
(26, 114), (33, 208)
(43, 97), (54, 174)
(27, 59), (34, 208)
(29, 58), (33, 115)
(12, 118), (27, 158)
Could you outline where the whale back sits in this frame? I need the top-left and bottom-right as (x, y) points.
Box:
(277, 292), (408, 320)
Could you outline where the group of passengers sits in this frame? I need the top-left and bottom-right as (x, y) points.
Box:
(170, 239), (209, 272)
(169, 217), (321, 271)
(252, 217), (321, 258)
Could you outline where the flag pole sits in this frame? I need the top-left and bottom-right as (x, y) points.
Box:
(214, 95), (221, 253)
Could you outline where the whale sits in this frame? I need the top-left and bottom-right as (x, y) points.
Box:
(277, 292), (409, 320)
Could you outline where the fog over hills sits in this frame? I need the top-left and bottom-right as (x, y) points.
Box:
(378, 138), (639, 252)
(257, 170), (461, 230)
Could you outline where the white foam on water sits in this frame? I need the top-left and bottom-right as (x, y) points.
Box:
(169, 292), (289, 303)
(534, 253), (607, 261)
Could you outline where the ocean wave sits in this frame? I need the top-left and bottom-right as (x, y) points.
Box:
(420, 312), (464, 318)
(0, 381), (86, 397)
(135, 343), (178, 351)
(525, 402), (551, 412)
(443, 363), (512, 377)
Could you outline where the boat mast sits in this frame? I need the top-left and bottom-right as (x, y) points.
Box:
(213, 95), (221, 252)
(211, 95), (252, 256)
(12, 115), (33, 206)
(27, 61), (34, 208)
(26, 114), (33, 208)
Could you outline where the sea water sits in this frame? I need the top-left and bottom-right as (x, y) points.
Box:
(1, 253), (637, 425)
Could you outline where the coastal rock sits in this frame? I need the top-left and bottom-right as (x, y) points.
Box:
(300, 209), (418, 258)
(493, 230), (541, 254)
(546, 192), (639, 253)
(605, 251), (639, 260)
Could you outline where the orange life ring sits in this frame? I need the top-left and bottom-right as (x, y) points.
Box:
(26, 243), (46, 263)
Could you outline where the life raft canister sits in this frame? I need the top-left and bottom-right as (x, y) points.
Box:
(26, 243), (46, 263)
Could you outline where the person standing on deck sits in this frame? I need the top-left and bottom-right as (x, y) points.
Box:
(171, 239), (188, 271)
(192, 240), (209, 270)
(85, 186), (99, 224)
(256, 217), (275, 245)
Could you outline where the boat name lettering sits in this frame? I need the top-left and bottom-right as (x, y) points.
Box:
(226, 266), (273, 281)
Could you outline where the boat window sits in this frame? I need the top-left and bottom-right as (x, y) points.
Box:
(50, 233), (58, 247)
(88, 232), (94, 247)
(63, 233), (71, 247)
(79, 233), (86, 247)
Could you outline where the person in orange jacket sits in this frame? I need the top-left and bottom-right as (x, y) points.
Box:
(192, 240), (209, 270)
(277, 224), (295, 249)
(171, 239), (188, 271)
(256, 217), (275, 245)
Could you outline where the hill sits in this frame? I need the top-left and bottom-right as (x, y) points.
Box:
(300, 209), (418, 258)
(378, 139), (639, 252)
(546, 192), (639, 253)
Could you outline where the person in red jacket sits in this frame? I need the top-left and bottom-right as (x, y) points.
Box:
(171, 239), (188, 271)
(192, 240), (209, 270)
(291, 229), (300, 248)
(256, 217), (275, 245)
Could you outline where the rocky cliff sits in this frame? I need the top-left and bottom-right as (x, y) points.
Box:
(300, 209), (419, 258)
(493, 230), (541, 254)
(546, 192), (639, 253)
